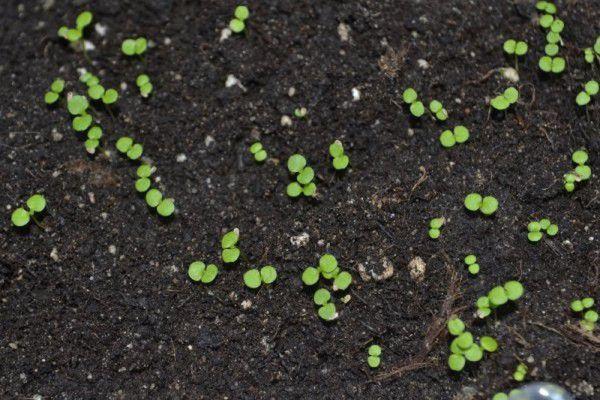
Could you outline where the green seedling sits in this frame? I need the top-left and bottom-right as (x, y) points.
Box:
(464, 193), (498, 216)
(121, 37), (148, 56)
(428, 217), (445, 239)
(243, 266), (277, 288)
(513, 362), (528, 382)
(367, 345), (382, 368)
(144, 189), (175, 217)
(575, 80), (599, 106)
(527, 218), (558, 242)
(476, 281), (524, 318)
(536, 1), (557, 14)
(402, 88), (425, 118)
(44, 78), (65, 104)
(539, 56), (566, 73)
(564, 149), (591, 192)
(447, 316), (498, 372)
(294, 107), (307, 118)
(329, 140), (350, 170)
(286, 154), (316, 197)
(439, 125), (469, 148)
(464, 254), (480, 275)
(536, 3), (566, 74)
(11, 194), (46, 227)
(85, 125), (103, 154)
(135, 164), (156, 193)
(490, 87), (519, 111)
(302, 254), (350, 321)
(136, 74), (153, 98)
(188, 261), (219, 284)
(230, 5), (250, 33)
(584, 37), (600, 65)
(80, 73), (119, 105)
(429, 99), (448, 121)
(58, 11), (93, 50)
(221, 229), (240, 263)
(249, 142), (267, 162)
(503, 39), (528, 69)
(116, 136), (144, 160)
(570, 297), (597, 332)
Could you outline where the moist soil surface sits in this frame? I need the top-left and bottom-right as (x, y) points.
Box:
(1, 1), (600, 399)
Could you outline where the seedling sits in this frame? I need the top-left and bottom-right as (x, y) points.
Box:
(329, 140), (350, 170)
(476, 281), (524, 318)
(249, 142), (267, 162)
(513, 362), (528, 382)
(428, 217), (445, 239)
(85, 126), (103, 154)
(490, 87), (519, 111)
(121, 37), (148, 56)
(11, 194), (46, 228)
(57, 11), (93, 51)
(464, 193), (498, 216)
(539, 56), (566, 73)
(402, 88), (425, 118)
(464, 254), (480, 275)
(439, 125), (469, 148)
(570, 297), (597, 332)
(82, 72), (119, 105)
(243, 266), (277, 288)
(526, 218), (558, 242)
(447, 316), (498, 372)
(67, 94), (95, 133)
(294, 107), (307, 118)
(563, 149), (591, 192)
(429, 99), (448, 121)
(286, 154), (316, 197)
(44, 78), (65, 104)
(536, 1), (557, 14)
(136, 74), (153, 98)
(367, 345), (382, 368)
(575, 80), (599, 106)
(221, 229), (240, 263)
(584, 37), (600, 65)
(230, 5), (250, 33)
(135, 164), (156, 193)
(188, 261), (219, 284)
(144, 189), (175, 217)
(116, 136), (144, 160)
(503, 39), (528, 69)
(536, 3), (566, 73)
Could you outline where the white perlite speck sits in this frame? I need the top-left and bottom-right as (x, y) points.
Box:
(352, 87), (361, 101)
(176, 154), (187, 162)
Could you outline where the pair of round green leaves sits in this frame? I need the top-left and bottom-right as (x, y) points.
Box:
(464, 254), (479, 275)
(464, 193), (498, 216)
(135, 164), (155, 193)
(287, 154), (316, 197)
(116, 137), (143, 160)
(439, 125), (469, 148)
(230, 6), (250, 33)
(367, 345), (382, 368)
(249, 142), (267, 162)
(221, 229), (240, 263)
(145, 189), (175, 217)
(11, 194), (47, 227)
(575, 80), (599, 106)
(188, 261), (218, 284)
(540, 14), (564, 33)
(243, 266), (277, 289)
(428, 217), (444, 239)
(490, 87), (519, 110)
(429, 100), (448, 121)
(477, 281), (524, 318)
(536, 1), (556, 14)
(527, 219), (558, 242)
(402, 88), (424, 118)
(85, 126), (103, 154)
(503, 39), (528, 56)
(44, 78), (65, 104)
(88, 85), (119, 104)
(539, 56), (565, 73)
(122, 37), (147, 56)
(571, 297), (595, 312)
(329, 140), (350, 170)
(136, 74), (153, 98)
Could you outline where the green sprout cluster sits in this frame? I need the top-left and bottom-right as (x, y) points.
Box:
(464, 254), (480, 275)
(490, 87), (519, 111)
(428, 217), (445, 239)
(116, 136), (143, 160)
(294, 107), (307, 118)
(513, 362), (528, 382)
(249, 142), (267, 162)
(67, 94), (104, 154)
(229, 5), (250, 33)
(136, 74), (153, 98)
(329, 140), (349, 170)
(570, 297), (598, 332)
(367, 345), (382, 368)
(447, 316), (498, 372)
(301, 254), (353, 321)
(121, 37), (148, 56)
(10, 194), (46, 227)
(583, 36), (600, 64)
(243, 266), (277, 289)
(286, 154), (316, 198)
(464, 193), (499, 216)
(188, 261), (219, 284)
(575, 80), (599, 106)
(221, 229), (241, 263)
(526, 218), (558, 242)
(564, 149), (591, 192)
(503, 39), (528, 68)
(439, 125), (469, 148)
(44, 78), (65, 105)
(476, 281), (524, 318)
(402, 88), (448, 120)
(81, 72), (119, 105)
(58, 11), (92, 47)
(536, 2), (566, 73)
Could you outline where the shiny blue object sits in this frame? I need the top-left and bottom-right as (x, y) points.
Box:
(509, 383), (572, 400)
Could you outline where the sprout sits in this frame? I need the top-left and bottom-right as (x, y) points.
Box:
(145, 188), (162, 207)
(313, 288), (331, 305)
(260, 266), (277, 284)
(564, 149), (591, 192)
(286, 154), (316, 197)
(428, 217), (445, 239)
(11, 194), (46, 227)
(539, 56), (565, 73)
(44, 78), (65, 104)
(67, 95), (89, 115)
(188, 261), (219, 284)
(243, 269), (262, 289)
(115, 136), (144, 160)
(402, 88), (425, 118)
(464, 254), (479, 275)
(429, 99), (448, 121)
(447, 316), (465, 336)
(503, 39), (528, 68)
(317, 302), (337, 321)
(136, 74), (153, 98)
(57, 11), (93, 49)
(85, 126), (103, 154)
(575, 80), (598, 107)
(221, 229), (240, 263)
(230, 5), (250, 33)
(490, 87), (519, 111)
(156, 198), (175, 217)
(302, 267), (320, 285)
(439, 125), (469, 148)
(570, 296), (597, 332)
(367, 345), (382, 368)
(476, 281), (524, 318)
(333, 271), (352, 291)
(464, 193), (498, 216)
(294, 107), (307, 118)
(121, 37), (148, 56)
(249, 142), (267, 162)
(513, 363), (528, 382)
(527, 218), (558, 242)
(329, 140), (350, 170)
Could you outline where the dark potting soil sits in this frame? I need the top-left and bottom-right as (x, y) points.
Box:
(1, 0), (599, 399)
